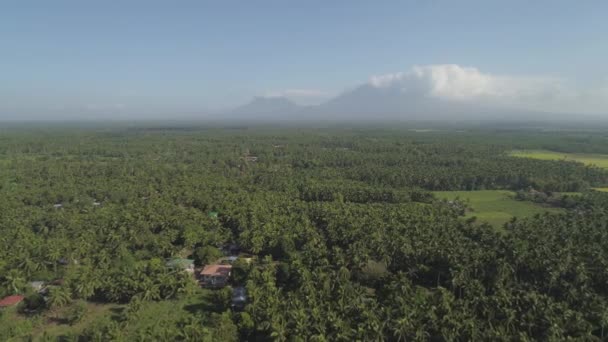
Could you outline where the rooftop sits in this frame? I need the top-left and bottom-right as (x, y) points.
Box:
(0, 295), (25, 307)
(201, 264), (232, 277)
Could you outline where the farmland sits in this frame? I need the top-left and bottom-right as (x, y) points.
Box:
(432, 190), (563, 228)
(509, 149), (608, 169)
(2, 126), (608, 340)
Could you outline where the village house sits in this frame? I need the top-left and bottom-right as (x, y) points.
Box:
(0, 295), (24, 308)
(219, 256), (238, 265)
(57, 257), (79, 266)
(29, 281), (46, 293)
(166, 258), (195, 273)
(200, 264), (232, 288)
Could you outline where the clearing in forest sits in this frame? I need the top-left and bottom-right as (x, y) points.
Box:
(24, 289), (218, 340)
(433, 190), (563, 228)
(509, 150), (608, 169)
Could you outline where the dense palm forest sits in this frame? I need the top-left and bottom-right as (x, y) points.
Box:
(2, 124), (608, 341)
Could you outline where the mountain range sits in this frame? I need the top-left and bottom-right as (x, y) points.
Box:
(226, 82), (560, 122)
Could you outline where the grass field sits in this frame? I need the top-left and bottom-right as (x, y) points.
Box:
(509, 150), (608, 169)
(21, 288), (218, 340)
(28, 302), (124, 339)
(595, 188), (608, 192)
(433, 190), (563, 228)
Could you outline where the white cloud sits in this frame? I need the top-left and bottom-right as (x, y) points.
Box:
(263, 88), (332, 105)
(369, 64), (607, 114)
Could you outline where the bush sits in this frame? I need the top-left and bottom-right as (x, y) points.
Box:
(65, 300), (87, 325)
(195, 246), (223, 265)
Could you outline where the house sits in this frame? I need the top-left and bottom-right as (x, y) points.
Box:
(57, 258), (78, 266)
(244, 155), (258, 162)
(166, 258), (195, 273)
(200, 264), (232, 288)
(231, 286), (247, 310)
(0, 295), (24, 308)
(29, 281), (46, 293)
(220, 256), (238, 264)
(49, 279), (64, 286)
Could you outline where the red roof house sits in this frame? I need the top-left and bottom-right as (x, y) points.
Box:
(0, 295), (24, 307)
(199, 264), (232, 287)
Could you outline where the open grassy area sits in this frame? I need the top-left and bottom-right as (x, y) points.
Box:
(27, 302), (124, 339)
(509, 150), (608, 169)
(433, 190), (563, 228)
(21, 288), (219, 340)
(594, 188), (608, 192)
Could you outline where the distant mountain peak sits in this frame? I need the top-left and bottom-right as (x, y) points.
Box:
(225, 82), (559, 122)
(250, 96), (296, 105)
(227, 96), (300, 117)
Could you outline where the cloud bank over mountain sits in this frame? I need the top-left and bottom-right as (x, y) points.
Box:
(263, 89), (332, 105)
(369, 65), (559, 101)
(235, 64), (607, 121)
(366, 64), (607, 115)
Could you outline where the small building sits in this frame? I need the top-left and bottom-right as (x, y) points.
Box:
(208, 211), (219, 219)
(217, 256), (238, 265)
(244, 155), (258, 162)
(200, 264), (232, 288)
(49, 279), (64, 286)
(29, 281), (46, 293)
(231, 286), (247, 310)
(53, 204), (63, 209)
(0, 295), (24, 308)
(166, 258), (195, 273)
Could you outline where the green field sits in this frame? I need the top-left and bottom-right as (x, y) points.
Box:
(595, 188), (608, 192)
(16, 288), (219, 340)
(433, 190), (563, 228)
(509, 150), (608, 169)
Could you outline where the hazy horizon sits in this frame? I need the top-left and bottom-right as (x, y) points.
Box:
(2, 1), (608, 120)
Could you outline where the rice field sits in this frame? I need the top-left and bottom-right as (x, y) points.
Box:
(433, 190), (563, 228)
(509, 150), (608, 169)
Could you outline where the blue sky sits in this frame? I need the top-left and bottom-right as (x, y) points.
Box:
(1, 1), (607, 118)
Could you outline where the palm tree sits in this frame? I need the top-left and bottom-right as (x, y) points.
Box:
(48, 286), (72, 308)
(140, 282), (161, 301)
(2, 270), (26, 294)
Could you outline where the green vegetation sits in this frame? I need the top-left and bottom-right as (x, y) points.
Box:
(2, 125), (608, 340)
(510, 149), (608, 169)
(433, 190), (562, 227)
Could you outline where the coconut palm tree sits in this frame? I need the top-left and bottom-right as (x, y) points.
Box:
(48, 286), (72, 308)
(2, 270), (26, 294)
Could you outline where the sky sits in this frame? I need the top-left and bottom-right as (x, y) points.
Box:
(1, 0), (607, 119)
